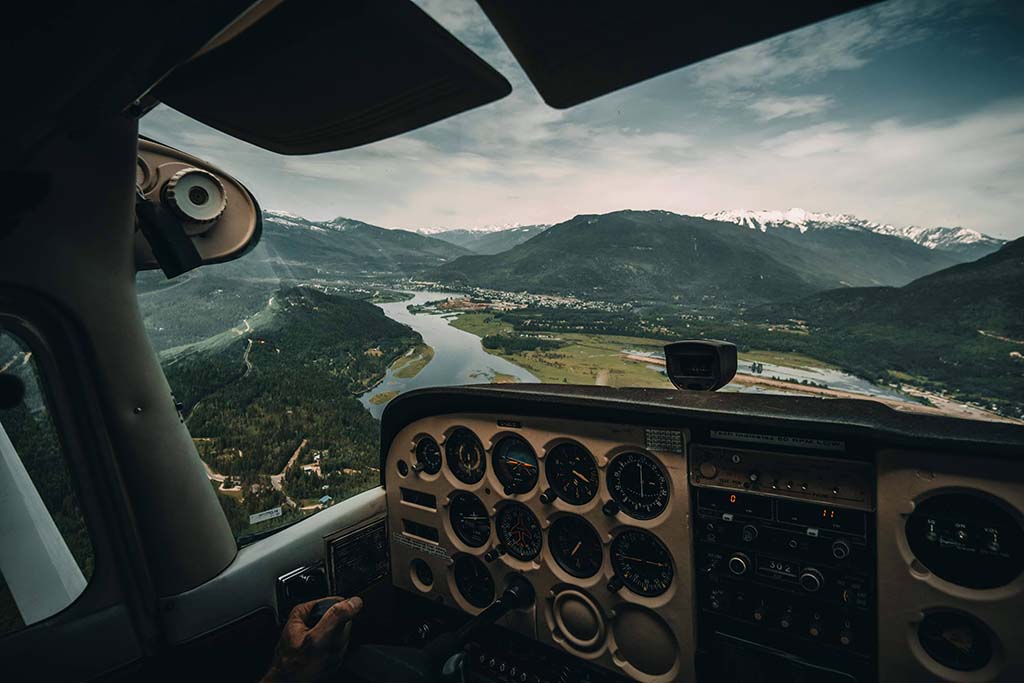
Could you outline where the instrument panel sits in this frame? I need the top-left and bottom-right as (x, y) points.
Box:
(382, 405), (1024, 683)
(386, 416), (694, 682)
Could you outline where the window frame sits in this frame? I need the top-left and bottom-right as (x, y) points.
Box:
(0, 288), (157, 674)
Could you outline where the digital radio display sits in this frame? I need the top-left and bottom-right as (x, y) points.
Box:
(777, 499), (866, 534)
(699, 488), (773, 519)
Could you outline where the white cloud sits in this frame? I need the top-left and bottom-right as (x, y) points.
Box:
(690, 0), (952, 90)
(749, 95), (834, 120)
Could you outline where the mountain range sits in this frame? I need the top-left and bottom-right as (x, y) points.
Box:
(704, 208), (1005, 261)
(190, 207), (1008, 307)
(429, 209), (998, 303)
(258, 210), (473, 278)
(422, 225), (549, 255)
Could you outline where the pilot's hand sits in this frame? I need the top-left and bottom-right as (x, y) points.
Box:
(260, 596), (363, 683)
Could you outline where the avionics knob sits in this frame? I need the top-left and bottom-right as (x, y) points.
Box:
(831, 539), (851, 560)
(539, 487), (557, 504)
(162, 168), (227, 223)
(602, 500), (621, 517)
(839, 629), (854, 647)
(484, 546), (506, 563)
(799, 567), (824, 593)
(727, 553), (750, 576)
(698, 461), (718, 479)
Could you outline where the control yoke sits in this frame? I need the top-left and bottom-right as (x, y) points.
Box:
(339, 574), (535, 683)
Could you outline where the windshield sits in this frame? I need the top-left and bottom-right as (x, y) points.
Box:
(137, 0), (1024, 542)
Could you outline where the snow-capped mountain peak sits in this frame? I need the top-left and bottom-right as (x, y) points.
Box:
(703, 208), (885, 234)
(868, 224), (998, 251)
(703, 208), (1004, 256)
(414, 222), (551, 235)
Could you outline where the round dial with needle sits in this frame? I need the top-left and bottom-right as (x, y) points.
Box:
(492, 435), (539, 495)
(414, 436), (442, 474)
(607, 451), (669, 519)
(545, 442), (599, 505)
(452, 554), (495, 609)
(449, 491), (491, 547)
(445, 427), (486, 484)
(495, 502), (543, 561)
(549, 515), (603, 578)
(611, 528), (674, 597)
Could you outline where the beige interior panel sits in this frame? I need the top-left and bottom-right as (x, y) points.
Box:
(134, 137), (260, 269)
(877, 449), (1024, 683)
(384, 413), (695, 683)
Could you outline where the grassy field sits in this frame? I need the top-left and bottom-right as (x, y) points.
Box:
(369, 390), (400, 405)
(453, 313), (672, 388)
(737, 349), (837, 370)
(508, 334), (673, 388)
(449, 312), (511, 338)
(391, 344), (435, 379)
(451, 312), (847, 388)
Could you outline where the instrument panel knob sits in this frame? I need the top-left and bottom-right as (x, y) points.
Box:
(162, 167), (227, 223)
(698, 461), (718, 479)
(831, 539), (851, 560)
(799, 567), (824, 592)
(727, 553), (750, 576)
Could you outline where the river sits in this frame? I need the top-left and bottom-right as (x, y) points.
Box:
(358, 291), (539, 418)
(359, 292), (914, 418)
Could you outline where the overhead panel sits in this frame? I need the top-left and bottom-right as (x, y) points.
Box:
(475, 0), (879, 108)
(155, 0), (512, 154)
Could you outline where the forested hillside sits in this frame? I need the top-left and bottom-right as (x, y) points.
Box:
(159, 287), (420, 535)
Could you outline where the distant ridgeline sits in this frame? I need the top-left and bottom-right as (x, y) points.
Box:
(430, 210), (1001, 304)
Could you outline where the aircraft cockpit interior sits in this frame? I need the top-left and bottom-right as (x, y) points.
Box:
(1, 2), (1023, 682)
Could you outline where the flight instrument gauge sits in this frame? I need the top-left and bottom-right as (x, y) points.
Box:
(414, 436), (442, 475)
(449, 491), (490, 548)
(549, 515), (604, 578)
(611, 528), (674, 597)
(453, 554), (495, 609)
(545, 442), (599, 505)
(607, 451), (669, 519)
(496, 502), (543, 561)
(446, 427), (486, 484)
(492, 435), (539, 495)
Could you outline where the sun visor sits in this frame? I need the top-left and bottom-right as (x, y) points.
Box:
(475, 1), (879, 109)
(154, 0), (511, 154)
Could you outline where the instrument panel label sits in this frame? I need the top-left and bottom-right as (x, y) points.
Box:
(645, 428), (685, 453)
(392, 531), (452, 562)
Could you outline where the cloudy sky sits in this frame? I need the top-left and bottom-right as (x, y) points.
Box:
(141, 0), (1024, 239)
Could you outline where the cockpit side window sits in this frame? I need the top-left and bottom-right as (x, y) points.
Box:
(0, 330), (94, 636)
